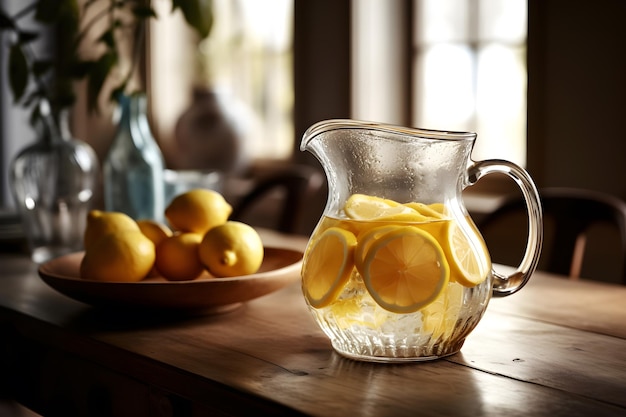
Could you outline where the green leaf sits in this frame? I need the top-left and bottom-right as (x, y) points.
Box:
(172, 0), (213, 39)
(35, 0), (79, 23)
(0, 11), (16, 30)
(35, 0), (64, 23)
(68, 59), (96, 78)
(54, 85), (76, 109)
(17, 30), (39, 43)
(132, 5), (157, 19)
(8, 44), (29, 102)
(98, 29), (116, 49)
(32, 60), (53, 77)
(87, 51), (117, 113)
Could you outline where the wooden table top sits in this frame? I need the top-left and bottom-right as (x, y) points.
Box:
(1, 231), (625, 417)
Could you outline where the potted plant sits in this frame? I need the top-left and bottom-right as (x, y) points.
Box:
(1, 0), (212, 120)
(0, 0), (213, 261)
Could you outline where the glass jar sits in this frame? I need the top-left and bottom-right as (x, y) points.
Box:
(10, 108), (99, 263)
(103, 92), (165, 221)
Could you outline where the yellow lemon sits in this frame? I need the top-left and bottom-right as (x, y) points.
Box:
(155, 233), (205, 281)
(165, 189), (232, 234)
(442, 220), (491, 287)
(80, 231), (155, 282)
(83, 210), (140, 250)
(198, 221), (264, 277)
(343, 194), (427, 222)
(360, 226), (449, 314)
(137, 219), (173, 246)
(302, 227), (357, 309)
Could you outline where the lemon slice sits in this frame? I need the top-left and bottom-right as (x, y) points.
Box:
(361, 227), (450, 314)
(302, 227), (357, 308)
(344, 194), (427, 222)
(354, 224), (403, 273)
(443, 221), (490, 287)
(404, 202), (445, 219)
(427, 203), (447, 215)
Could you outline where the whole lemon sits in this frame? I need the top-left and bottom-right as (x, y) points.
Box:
(84, 210), (140, 250)
(199, 221), (264, 277)
(137, 219), (173, 245)
(80, 231), (155, 282)
(155, 233), (205, 281)
(137, 219), (173, 278)
(165, 189), (232, 235)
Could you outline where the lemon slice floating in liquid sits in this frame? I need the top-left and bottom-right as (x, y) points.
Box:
(442, 221), (490, 287)
(354, 224), (403, 274)
(302, 227), (357, 308)
(360, 226), (450, 314)
(344, 194), (428, 222)
(404, 202), (446, 219)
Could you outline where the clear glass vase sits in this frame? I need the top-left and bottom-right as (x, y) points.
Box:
(103, 92), (165, 221)
(9, 110), (100, 263)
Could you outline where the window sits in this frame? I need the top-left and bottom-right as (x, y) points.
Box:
(413, 0), (527, 165)
(352, 0), (527, 166)
(149, 0), (294, 163)
(151, 1), (526, 168)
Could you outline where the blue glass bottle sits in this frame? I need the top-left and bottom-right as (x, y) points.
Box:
(103, 92), (165, 221)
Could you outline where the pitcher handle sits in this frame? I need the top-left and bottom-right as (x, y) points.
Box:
(467, 160), (543, 297)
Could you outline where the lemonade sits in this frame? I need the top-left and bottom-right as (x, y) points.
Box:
(299, 120), (543, 362)
(301, 195), (493, 361)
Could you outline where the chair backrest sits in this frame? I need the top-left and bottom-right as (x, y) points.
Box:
(477, 187), (626, 285)
(230, 163), (324, 235)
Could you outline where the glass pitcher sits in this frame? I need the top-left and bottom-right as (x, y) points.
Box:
(300, 119), (542, 362)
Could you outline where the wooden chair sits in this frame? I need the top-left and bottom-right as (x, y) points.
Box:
(477, 187), (626, 285)
(230, 163), (324, 235)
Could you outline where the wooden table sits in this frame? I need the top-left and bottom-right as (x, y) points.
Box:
(1, 232), (625, 417)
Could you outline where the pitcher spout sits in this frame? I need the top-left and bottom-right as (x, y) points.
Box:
(301, 119), (476, 151)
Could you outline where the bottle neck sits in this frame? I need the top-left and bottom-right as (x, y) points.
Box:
(57, 109), (74, 142)
(37, 99), (70, 145)
(119, 93), (155, 147)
